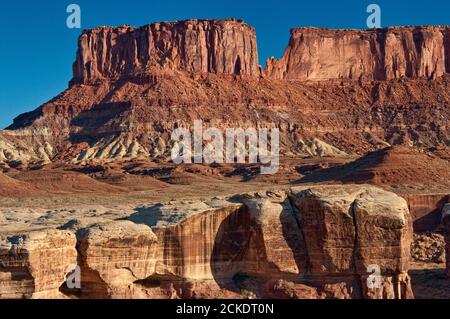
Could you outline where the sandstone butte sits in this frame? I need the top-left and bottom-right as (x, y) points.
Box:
(0, 19), (449, 299)
(0, 19), (449, 164)
(0, 185), (415, 299)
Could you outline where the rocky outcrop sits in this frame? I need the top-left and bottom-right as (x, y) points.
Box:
(266, 26), (450, 81)
(71, 19), (259, 84)
(126, 200), (247, 281)
(290, 185), (413, 299)
(242, 196), (308, 276)
(73, 21), (450, 84)
(0, 185), (415, 299)
(0, 230), (77, 299)
(75, 221), (159, 298)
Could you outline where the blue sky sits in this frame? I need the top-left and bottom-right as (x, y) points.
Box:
(1, 0), (449, 129)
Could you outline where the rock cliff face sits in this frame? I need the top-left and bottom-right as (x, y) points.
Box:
(71, 19), (259, 84)
(72, 22), (450, 84)
(0, 185), (414, 299)
(266, 26), (450, 81)
(0, 230), (77, 299)
(290, 185), (413, 299)
(2, 20), (450, 166)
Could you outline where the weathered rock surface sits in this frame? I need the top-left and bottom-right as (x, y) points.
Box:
(72, 19), (259, 84)
(242, 196), (308, 276)
(0, 230), (77, 299)
(265, 26), (450, 81)
(411, 233), (446, 263)
(0, 185), (415, 299)
(290, 185), (413, 299)
(126, 199), (247, 281)
(75, 221), (159, 298)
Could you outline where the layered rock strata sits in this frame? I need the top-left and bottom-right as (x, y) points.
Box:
(0, 230), (77, 299)
(0, 185), (414, 299)
(266, 26), (450, 81)
(72, 19), (259, 84)
(2, 20), (450, 166)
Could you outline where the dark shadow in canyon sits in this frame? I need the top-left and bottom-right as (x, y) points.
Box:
(123, 204), (166, 227)
(210, 201), (310, 297)
(409, 267), (450, 299)
(412, 195), (449, 232)
(69, 102), (131, 145)
(294, 152), (380, 185)
(210, 206), (255, 294)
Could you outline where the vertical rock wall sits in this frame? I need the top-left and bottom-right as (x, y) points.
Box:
(72, 19), (259, 84)
(265, 26), (450, 81)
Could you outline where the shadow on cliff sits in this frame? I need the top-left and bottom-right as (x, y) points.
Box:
(124, 200), (333, 297)
(210, 201), (309, 297)
(294, 150), (381, 185)
(409, 267), (450, 299)
(413, 195), (449, 232)
(209, 206), (255, 294)
(69, 101), (132, 144)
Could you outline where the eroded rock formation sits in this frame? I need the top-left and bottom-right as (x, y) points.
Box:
(265, 26), (450, 81)
(72, 19), (259, 84)
(290, 185), (413, 299)
(75, 221), (159, 298)
(2, 20), (450, 166)
(0, 230), (77, 299)
(0, 185), (414, 299)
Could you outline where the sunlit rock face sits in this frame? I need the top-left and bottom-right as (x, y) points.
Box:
(71, 19), (260, 85)
(0, 185), (414, 299)
(75, 221), (160, 298)
(266, 26), (450, 81)
(0, 230), (77, 299)
(289, 185), (413, 299)
(3, 21), (450, 166)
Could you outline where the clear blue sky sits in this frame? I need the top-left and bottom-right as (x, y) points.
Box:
(1, 0), (449, 129)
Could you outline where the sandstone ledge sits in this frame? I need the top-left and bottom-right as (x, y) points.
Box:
(0, 230), (77, 299)
(0, 185), (414, 299)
